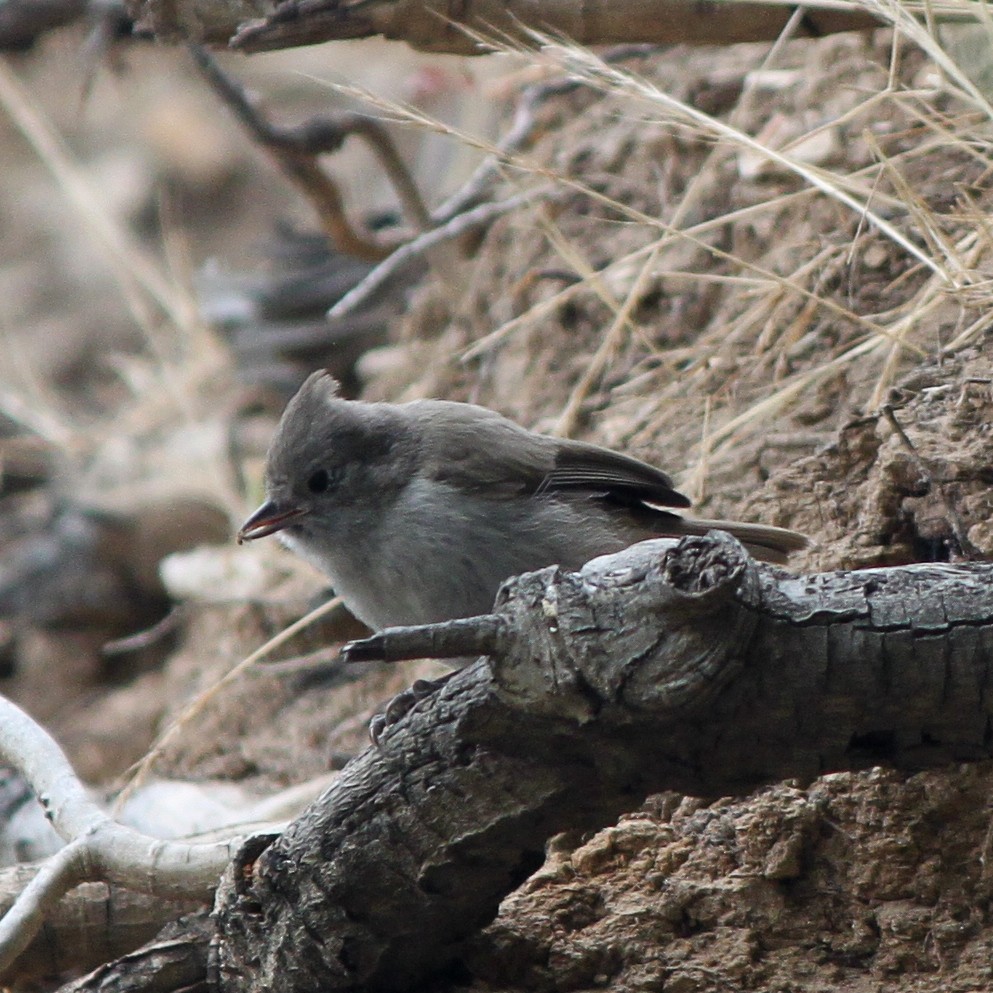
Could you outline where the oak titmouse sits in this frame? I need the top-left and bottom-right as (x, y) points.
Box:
(238, 371), (807, 630)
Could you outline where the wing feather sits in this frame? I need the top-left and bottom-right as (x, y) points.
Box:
(545, 439), (691, 508)
(411, 400), (689, 509)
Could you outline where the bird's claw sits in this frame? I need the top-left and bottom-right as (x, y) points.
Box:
(368, 673), (456, 745)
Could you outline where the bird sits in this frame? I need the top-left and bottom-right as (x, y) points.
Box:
(238, 370), (807, 633)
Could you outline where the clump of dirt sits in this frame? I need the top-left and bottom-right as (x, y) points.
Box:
(469, 766), (993, 991)
(747, 343), (993, 569)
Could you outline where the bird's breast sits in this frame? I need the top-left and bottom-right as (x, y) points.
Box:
(284, 480), (633, 630)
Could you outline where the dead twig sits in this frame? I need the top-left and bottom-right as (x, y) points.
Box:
(227, 0), (886, 55)
(328, 188), (550, 318)
(189, 45), (431, 262)
(0, 696), (240, 979)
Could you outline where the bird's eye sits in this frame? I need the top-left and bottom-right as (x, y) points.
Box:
(307, 468), (333, 494)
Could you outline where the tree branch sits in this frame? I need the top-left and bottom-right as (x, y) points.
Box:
(0, 696), (244, 979)
(0, 772), (335, 984)
(127, 0), (887, 53)
(214, 532), (993, 992)
(189, 44), (424, 261)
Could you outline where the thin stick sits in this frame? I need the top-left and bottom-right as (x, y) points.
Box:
(115, 593), (344, 809)
(552, 244), (661, 438)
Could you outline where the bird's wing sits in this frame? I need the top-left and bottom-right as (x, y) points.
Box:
(412, 401), (558, 496)
(544, 437), (690, 508)
(412, 401), (690, 509)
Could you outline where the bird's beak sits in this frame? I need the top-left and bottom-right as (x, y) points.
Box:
(237, 500), (308, 544)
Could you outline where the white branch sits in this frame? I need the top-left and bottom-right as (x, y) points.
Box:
(0, 694), (246, 978)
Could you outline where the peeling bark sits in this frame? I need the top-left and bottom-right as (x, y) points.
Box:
(59, 912), (214, 993)
(213, 533), (993, 992)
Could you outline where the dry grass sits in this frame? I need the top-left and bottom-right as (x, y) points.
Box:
(535, 14), (993, 462)
(328, 4), (993, 504)
(3, 5), (991, 511)
(0, 57), (239, 515)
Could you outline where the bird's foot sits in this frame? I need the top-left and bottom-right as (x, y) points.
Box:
(369, 672), (456, 744)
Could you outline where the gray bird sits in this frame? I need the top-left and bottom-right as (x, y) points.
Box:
(238, 371), (806, 631)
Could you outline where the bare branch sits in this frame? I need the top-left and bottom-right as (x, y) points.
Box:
(0, 773), (335, 984)
(229, 0), (884, 55)
(341, 614), (508, 662)
(190, 45), (429, 260)
(327, 188), (546, 318)
(0, 696), (245, 979)
(56, 911), (214, 993)
(0, 870), (195, 985)
(214, 532), (993, 991)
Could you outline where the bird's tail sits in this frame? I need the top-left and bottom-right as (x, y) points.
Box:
(671, 517), (809, 564)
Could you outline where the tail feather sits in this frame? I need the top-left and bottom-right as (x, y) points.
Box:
(670, 517), (809, 564)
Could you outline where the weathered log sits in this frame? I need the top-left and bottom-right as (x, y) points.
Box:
(213, 532), (993, 992)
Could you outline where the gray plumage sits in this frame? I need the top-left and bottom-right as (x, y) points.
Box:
(239, 371), (807, 630)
